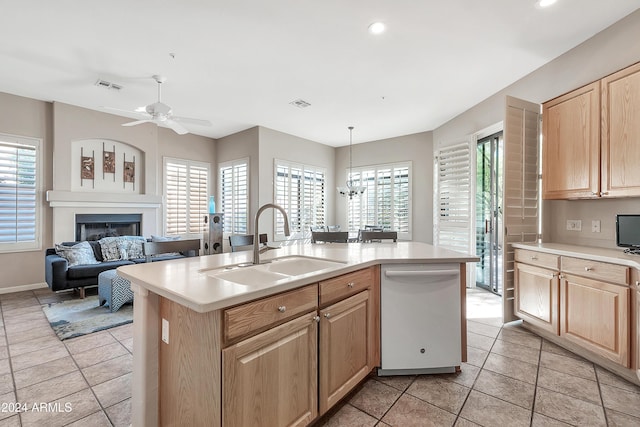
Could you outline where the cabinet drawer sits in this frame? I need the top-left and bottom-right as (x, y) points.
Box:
(224, 284), (318, 343)
(319, 267), (374, 306)
(561, 256), (629, 285)
(515, 249), (559, 270)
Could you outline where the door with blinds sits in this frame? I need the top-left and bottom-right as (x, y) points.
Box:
(502, 96), (541, 322)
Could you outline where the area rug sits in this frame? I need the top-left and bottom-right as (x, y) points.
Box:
(42, 295), (133, 340)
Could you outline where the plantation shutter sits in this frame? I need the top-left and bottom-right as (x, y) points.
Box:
(274, 160), (326, 239)
(164, 158), (209, 236)
(219, 160), (248, 234)
(503, 96), (541, 322)
(434, 143), (472, 253)
(0, 139), (39, 248)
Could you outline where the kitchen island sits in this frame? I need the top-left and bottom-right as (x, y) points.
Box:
(118, 242), (477, 426)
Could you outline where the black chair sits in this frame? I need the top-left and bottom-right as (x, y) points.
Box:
(327, 225), (341, 232)
(364, 225), (383, 231)
(310, 225), (327, 232)
(359, 231), (397, 242)
(229, 233), (267, 252)
(311, 231), (349, 243)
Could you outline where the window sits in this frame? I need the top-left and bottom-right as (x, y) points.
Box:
(164, 158), (210, 236)
(346, 162), (411, 240)
(219, 158), (249, 234)
(274, 160), (326, 239)
(0, 134), (41, 252)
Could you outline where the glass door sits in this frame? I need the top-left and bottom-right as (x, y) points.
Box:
(475, 132), (503, 295)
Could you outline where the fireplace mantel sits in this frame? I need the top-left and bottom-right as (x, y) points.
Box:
(47, 190), (163, 243)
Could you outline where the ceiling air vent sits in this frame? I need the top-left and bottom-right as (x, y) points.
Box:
(95, 79), (123, 91)
(289, 99), (311, 108)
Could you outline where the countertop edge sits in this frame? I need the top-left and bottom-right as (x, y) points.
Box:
(512, 242), (640, 269)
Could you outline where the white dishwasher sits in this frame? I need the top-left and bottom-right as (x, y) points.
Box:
(378, 263), (461, 376)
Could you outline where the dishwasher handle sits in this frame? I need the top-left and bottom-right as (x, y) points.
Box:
(384, 269), (459, 279)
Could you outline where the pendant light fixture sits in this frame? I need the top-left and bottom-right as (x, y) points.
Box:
(337, 126), (366, 199)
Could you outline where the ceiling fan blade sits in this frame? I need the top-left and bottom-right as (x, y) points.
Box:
(122, 119), (154, 127)
(172, 116), (212, 127)
(101, 106), (149, 116)
(164, 119), (189, 135)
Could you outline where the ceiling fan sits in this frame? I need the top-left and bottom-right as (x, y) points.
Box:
(105, 75), (211, 135)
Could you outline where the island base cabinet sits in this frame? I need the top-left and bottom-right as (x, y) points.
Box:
(560, 274), (630, 367)
(222, 313), (318, 427)
(319, 290), (371, 415)
(514, 262), (559, 335)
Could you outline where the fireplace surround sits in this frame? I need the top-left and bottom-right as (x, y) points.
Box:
(75, 214), (142, 241)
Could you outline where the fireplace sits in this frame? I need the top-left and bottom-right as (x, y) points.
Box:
(76, 214), (142, 241)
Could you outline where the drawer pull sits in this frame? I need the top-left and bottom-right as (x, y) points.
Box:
(277, 306), (286, 313)
(531, 256), (538, 260)
(313, 315), (320, 323)
(584, 267), (593, 272)
(347, 282), (354, 288)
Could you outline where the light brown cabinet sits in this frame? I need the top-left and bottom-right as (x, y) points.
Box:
(222, 313), (318, 427)
(542, 61), (640, 199)
(514, 262), (559, 335)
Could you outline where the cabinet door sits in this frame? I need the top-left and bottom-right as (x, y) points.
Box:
(222, 313), (318, 427)
(542, 82), (600, 199)
(601, 62), (640, 197)
(560, 273), (630, 367)
(319, 290), (371, 415)
(514, 262), (559, 335)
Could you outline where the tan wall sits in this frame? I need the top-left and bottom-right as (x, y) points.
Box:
(334, 131), (433, 243)
(0, 92), (53, 289)
(433, 9), (640, 249)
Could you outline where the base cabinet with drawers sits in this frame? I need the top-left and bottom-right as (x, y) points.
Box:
(159, 266), (380, 427)
(514, 248), (631, 369)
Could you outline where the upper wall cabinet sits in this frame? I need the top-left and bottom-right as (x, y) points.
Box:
(601, 63), (640, 198)
(542, 62), (640, 200)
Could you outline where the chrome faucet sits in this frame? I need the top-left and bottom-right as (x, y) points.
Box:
(254, 203), (290, 265)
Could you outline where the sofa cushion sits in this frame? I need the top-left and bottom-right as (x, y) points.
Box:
(55, 241), (100, 267)
(98, 236), (146, 261)
(67, 260), (134, 280)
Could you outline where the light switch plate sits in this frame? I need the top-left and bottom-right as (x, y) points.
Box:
(566, 220), (582, 231)
(591, 220), (601, 233)
(161, 318), (169, 344)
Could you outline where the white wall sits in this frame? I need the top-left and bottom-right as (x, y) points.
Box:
(433, 9), (640, 249)
(334, 131), (433, 243)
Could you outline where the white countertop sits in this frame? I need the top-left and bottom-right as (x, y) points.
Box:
(117, 242), (478, 313)
(512, 242), (640, 269)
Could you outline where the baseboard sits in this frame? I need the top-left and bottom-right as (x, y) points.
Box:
(0, 282), (48, 295)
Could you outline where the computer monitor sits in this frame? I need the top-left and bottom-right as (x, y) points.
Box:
(616, 214), (640, 249)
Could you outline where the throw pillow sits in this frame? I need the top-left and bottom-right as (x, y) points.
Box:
(98, 237), (123, 261)
(55, 241), (100, 267)
(117, 236), (146, 260)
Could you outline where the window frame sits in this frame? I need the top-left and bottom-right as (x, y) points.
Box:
(345, 161), (412, 240)
(0, 133), (42, 253)
(273, 159), (326, 241)
(163, 157), (210, 237)
(218, 157), (249, 235)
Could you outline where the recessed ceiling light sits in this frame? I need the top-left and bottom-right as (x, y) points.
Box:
(368, 22), (386, 35)
(537, 0), (558, 8)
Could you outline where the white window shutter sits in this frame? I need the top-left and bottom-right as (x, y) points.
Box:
(219, 159), (248, 234)
(434, 143), (472, 253)
(164, 158), (210, 236)
(503, 96), (541, 322)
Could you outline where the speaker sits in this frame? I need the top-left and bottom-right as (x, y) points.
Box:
(203, 213), (224, 254)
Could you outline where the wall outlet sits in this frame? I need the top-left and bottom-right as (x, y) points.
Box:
(161, 318), (169, 344)
(591, 220), (601, 233)
(566, 220), (582, 231)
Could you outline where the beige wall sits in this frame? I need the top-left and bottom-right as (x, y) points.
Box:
(334, 131), (433, 243)
(433, 9), (640, 249)
(0, 92), (53, 289)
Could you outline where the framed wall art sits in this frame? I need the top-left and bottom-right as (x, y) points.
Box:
(103, 142), (116, 179)
(80, 147), (95, 188)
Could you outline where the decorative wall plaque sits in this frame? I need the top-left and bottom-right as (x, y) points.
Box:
(103, 142), (116, 177)
(80, 147), (95, 188)
(123, 153), (135, 190)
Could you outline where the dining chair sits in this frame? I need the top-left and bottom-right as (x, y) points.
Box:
(311, 231), (349, 243)
(364, 225), (383, 231)
(359, 231), (398, 242)
(229, 233), (268, 252)
(327, 225), (341, 232)
(310, 225), (327, 232)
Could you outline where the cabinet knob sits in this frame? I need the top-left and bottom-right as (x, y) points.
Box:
(278, 306), (286, 313)
(584, 267), (593, 272)
(591, 191), (599, 196)
(347, 282), (354, 288)
(324, 313), (331, 319)
(313, 315), (320, 323)
(531, 256), (538, 260)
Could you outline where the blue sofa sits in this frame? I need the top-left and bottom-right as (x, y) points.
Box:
(45, 239), (198, 294)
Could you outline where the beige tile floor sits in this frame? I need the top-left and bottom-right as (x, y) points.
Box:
(1, 287), (639, 426)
